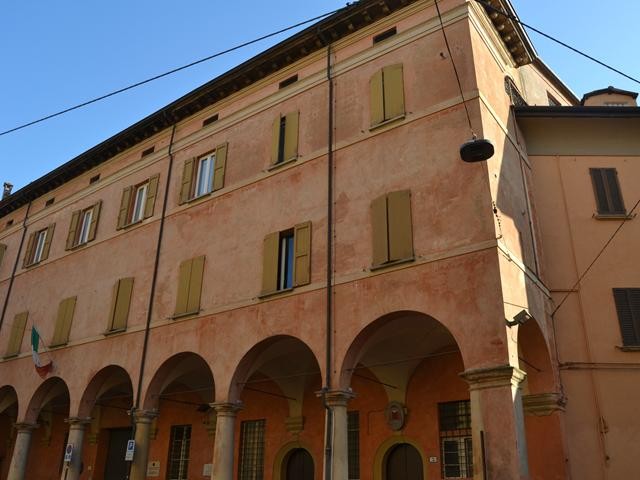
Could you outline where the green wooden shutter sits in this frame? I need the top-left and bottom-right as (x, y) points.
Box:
(108, 277), (134, 332)
(371, 194), (389, 266)
(23, 232), (36, 268)
(383, 64), (405, 120)
(370, 69), (384, 126)
(293, 222), (312, 287)
(4, 312), (28, 358)
(387, 190), (413, 261)
(175, 259), (192, 316)
(144, 174), (160, 219)
(87, 201), (102, 242)
(51, 296), (76, 346)
(187, 256), (205, 314)
(212, 143), (228, 192)
(179, 159), (196, 204)
(66, 210), (81, 250)
(283, 112), (299, 162)
(0, 243), (6, 267)
(41, 224), (55, 261)
(271, 116), (281, 165)
(261, 232), (280, 294)
(117, 186), (133, 229)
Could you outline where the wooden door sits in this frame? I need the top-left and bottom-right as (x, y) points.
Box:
(103, 428), (132, 480)
(385, 443), (423, 480)
(286, 448), (314, 480)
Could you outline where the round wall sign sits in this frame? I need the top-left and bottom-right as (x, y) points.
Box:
(385, 401), (406, 431)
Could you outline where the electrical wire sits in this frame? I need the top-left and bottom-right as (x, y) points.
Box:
(0, 6), (347, 138)
(551, 197), (640, 317)
(474, 0), (640, 86)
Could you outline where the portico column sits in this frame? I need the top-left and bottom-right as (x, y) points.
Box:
(129, 409), (158, 480)
(322, 390), (355, 480)
(211, 402), (242, 480)
(60, 417), (91, 480)
(460, 365), (529, 480)
(7, 422), (37, 480)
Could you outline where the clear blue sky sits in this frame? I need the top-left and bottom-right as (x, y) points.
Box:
(1, 0), (638, 191)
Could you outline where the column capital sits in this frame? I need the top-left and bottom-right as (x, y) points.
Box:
(13, 422), (38, 432)
(460, 364), (526, 390)
(130, 409), (158, 424)
(210, 402), (243, 417)
(316, 389), (355, 407)
(65, 417), (92, 428)
(523, 392), (566, 416)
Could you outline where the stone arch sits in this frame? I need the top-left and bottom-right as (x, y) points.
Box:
(142, 352), (215, 411)
(24, 376), (70, 424)
(228, 335), (323, 419)
(0, 385), (19, 417)
(517, 319), (556, 395)
(373, 436), (427, 480)
(339, 310), (464, 403)
(77, 365), (133, 417)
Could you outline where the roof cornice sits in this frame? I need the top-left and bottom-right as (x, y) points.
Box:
(515, 105), (640, 118)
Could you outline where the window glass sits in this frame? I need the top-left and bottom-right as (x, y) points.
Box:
(239, 420), (265, 480)
(131, 183), (148, 223)
(278, 233), (294, 290)
(277, 116), (287, 164)
(439, 400), (472, 479)
(167, 425), (191, 480)
(348, 411), (360, 480)
(33, 230), (47, 263)
(195, 154), (215, 197)
(77, 209), (93, 245)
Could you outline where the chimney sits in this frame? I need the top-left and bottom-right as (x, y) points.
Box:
(2, 183), (13, 199)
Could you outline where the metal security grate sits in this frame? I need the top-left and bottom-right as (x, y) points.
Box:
(439, 401), (472, 479)
(347, 411), (360, 480)
(167, 425), (191, 480)
(239, 419), (266, 480)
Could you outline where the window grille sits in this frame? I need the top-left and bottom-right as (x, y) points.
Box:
(347, 411), (360, 479)
(167, 425), (191, 480)
(439, 400), (472, 479)
(504, 77), (527, 107)
(239, 419), (266, 480)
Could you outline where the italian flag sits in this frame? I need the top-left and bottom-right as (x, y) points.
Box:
(31, 327), (52, 378)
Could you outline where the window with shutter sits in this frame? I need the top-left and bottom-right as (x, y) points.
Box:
(67, 201), (102, 249)
(260, 222), (312, 296)
(117, 175), (161, 229)
(24, 224), (55, 267)
(271, 113), (299, 166)
(590, 168), (626, 215)
(0, 243), (6, 267)
(179, 143), (228, 204)
(4, 311), (28, 358)
(371, 190), (414, 267)
(50, 296), (77, 347)
(174, 256), (205, 318)
(613, 288), (640, 346)
(370, 64), (405, 127)
(107, 277), (134, 333)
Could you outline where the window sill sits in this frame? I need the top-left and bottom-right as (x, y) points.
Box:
(258, 287), (294, 299)
(370, 256), (415, 271)
(119, 218), (144, 231)
(593, 213), (635, 220)
(49, 342), (68, 349)
(68, 241), (91, 251)
(24, 260), (42, 269)
(2, 353), (18, 360)
(369, 114), (406, 132)
(267, 157), (297, 172)
(616, 345), (640, 352)
(171, 310), (201, 320)
(103, 328), (127, 337)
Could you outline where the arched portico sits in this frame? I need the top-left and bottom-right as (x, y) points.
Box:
(0, 386), (19, 479)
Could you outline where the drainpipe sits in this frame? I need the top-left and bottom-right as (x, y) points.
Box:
(127, 119), (177, 479)
(0, 200), (32, 333)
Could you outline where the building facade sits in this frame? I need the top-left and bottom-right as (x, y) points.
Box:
(1, 0), (630, 479)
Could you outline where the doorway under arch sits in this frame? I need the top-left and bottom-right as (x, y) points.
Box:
(284, 448), (314, 480)
(385, 443), (423, 480)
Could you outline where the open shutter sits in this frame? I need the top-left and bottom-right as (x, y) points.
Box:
(370, 69), (384, 126)
(187, 256), (205, 314)
(387, 190), (413, 261)
(213, 143), (228, 191)
(261, 232), (280, 294)
(4, 311), (28, 358)
(180, 158), (196, 204)
(383, 64), (405, 120)
(605, 169), (625, 214)
(41, 224), (55, 261)
(283, 112), (299, 162)
(371, 195), (389, 265)
(108, 277), (134, 332)
(175, 259), (192, 316)
(87, 201), (102, 242)
(0, 243), (6, 267)
(144, 174), (160, 219)
(117, 186), (133, 229)
(51, 296), (76, 346)
(23, 232), (36, 268)
(66, 210), (81, 250)
(293, 222), (312, 287)
(271, 116), (281, 165)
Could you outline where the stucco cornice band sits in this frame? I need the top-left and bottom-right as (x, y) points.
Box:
(13, 422), (38, 432)
(460, 365), (526, 390)
(65, 417), (92, 428)
(522, 393), (566, 416)
(210, 402), (243, 417)
(131, 409), (158, 424)
(318, 390), (356, 407)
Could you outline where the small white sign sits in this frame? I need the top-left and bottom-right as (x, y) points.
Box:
(64, 443), (74, 463)
(147, 460), (160, 477)
(203, 463), (213, 476)
(429, 456), (438, 463)
(125, 439), (136, 461)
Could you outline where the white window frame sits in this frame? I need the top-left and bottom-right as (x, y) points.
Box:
(77, 208), (93, 245)
(131, 183), (148, 224)
(32, 229), (47, 264)
(194, 153), (215, 198)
